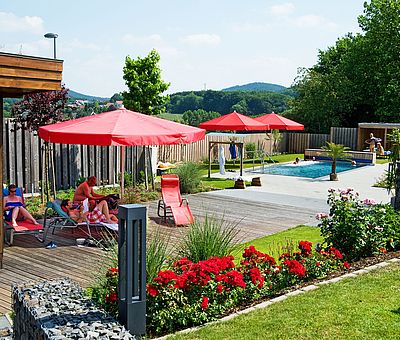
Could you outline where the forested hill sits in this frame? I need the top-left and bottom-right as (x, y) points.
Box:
(68, 90), (109, 102)
(223, 82), (286, 93)
(167, 90), (295, 115)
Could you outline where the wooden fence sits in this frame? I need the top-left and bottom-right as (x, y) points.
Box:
(2, 119), (359, 193)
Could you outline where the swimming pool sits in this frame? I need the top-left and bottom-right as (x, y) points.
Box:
(262, 161), (366, 179)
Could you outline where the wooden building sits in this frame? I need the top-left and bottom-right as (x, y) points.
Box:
(357, 122), (400, 151)
(0, 52), (63, 268)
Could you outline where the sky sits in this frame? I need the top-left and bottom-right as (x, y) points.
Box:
(1, 1), (366, 97)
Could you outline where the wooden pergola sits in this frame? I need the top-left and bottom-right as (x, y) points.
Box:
(358, 122), (400, 151)
(0, 52), (63, 268)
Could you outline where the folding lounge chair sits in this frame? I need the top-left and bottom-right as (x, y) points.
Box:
(157, 174), (194, 226)
(41, 199), (117, 242)
(2, 188), (43, 245)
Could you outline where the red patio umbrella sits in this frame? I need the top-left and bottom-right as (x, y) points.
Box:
(254, 112), (304, 130)
(199, 111), (269, 131)
(39, 108), (205, 145)
(39, 108), (206, 194)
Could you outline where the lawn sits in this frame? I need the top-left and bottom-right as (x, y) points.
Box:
(171, 263), (400, 340)
(232, 225), (323, 260)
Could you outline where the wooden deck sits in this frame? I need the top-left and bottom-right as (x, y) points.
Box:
(0, 191), (318, 314)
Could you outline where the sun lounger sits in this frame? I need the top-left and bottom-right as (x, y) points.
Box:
(157, 174), (194, 226)
(2, 188), (43, 245)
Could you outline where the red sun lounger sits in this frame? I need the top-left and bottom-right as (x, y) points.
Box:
(157, 174), (194, 226)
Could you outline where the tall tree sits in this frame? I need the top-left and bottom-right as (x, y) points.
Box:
(289, 0), (400, 133)
(122, 49), (170, 115)
(182, 109), (220, 127)
(11, 85), (69, 131)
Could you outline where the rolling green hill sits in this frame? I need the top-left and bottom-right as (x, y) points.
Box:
(223, 82), (287, 93)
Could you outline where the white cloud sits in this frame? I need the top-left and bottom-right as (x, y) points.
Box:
(270, 3), (295, 16)
(121, 34), (162, 45)
(180, 34), (221, 46)
(232, 23), (271, 33)
(294, 15), (337, 30)
(0, 12), (44, 34)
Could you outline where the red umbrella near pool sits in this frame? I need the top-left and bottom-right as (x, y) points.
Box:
(199, 111), (269, 131)
(254, 112), (304, 131)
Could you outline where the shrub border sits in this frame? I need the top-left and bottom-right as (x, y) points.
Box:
(154, 257), (400, 340)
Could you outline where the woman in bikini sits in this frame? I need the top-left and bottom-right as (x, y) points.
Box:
(61, 199), (117, 224)
(3, 184), (39, 227)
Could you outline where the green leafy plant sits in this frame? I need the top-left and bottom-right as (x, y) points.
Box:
(146, 228), (171, 283)
(318, 188), (400, 260)
(245, 142), (256, 159)
(172, 162), (202, 194)
(177, 214), (241, 262)
(321, 142), (350, 181)
(385, 129), (400, 209)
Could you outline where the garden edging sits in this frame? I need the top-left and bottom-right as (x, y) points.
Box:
(155, 257), (400, 340)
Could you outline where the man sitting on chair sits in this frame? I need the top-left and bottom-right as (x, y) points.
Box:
(74, 176), (106, 204)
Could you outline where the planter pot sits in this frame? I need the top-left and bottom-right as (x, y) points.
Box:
(330, 173), (338, 181)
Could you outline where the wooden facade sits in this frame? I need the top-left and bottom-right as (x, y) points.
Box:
(0, 52), (63, 268)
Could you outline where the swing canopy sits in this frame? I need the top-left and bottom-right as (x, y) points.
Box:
(39, 108), (206, 146)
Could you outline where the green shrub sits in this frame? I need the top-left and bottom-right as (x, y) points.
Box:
(318, 188), (400, 260)
(177, 214), (241, 262)
(172, 162), (202, 194)
(245, 142), (256, 159)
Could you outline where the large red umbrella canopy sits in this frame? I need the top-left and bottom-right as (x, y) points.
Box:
(254, 112), (304, 131)
(39, 108), (205, 146)
(199, 111), (269, 131)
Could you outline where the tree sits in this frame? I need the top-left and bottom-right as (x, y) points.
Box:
(182, 109), (220, 127)
(289, 0), (400, 132)
(11, 84), (69, 131)
(110, 93), (123, 103)
(122, 49), (170, 115)
(321, 142), (350, 181)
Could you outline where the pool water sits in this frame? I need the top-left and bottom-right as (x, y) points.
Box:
(262, 161), (366, 179)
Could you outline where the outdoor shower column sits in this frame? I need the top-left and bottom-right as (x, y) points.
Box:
(118, 204), (147, 336)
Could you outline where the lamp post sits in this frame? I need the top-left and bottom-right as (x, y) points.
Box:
(44, 32), (58, 59)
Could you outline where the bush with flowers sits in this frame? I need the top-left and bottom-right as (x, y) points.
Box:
(145, 241), (349, 335)
(317, 188), (400, 260)
(90, 267), (119, 316)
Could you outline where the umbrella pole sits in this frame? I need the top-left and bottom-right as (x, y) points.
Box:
(120, 146), (125, 197)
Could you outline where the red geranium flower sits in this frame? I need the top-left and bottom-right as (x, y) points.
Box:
(343, 261), (350, 269)
(299, 241), (312, 255)
(284, 259), (306, 277)
(329, 247), (343, 259)
(216, 284), (224, 293)
(147, 284), (158, 297)
(105, 292), (118, 302)
(201, 296), (209, 310)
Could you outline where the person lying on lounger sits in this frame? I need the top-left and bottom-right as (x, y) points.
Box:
(61, 199), (118, 224)
(3, 184), (39, 227)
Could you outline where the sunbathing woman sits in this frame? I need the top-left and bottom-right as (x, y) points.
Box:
(62, 199), (117, 224)
(4, 184), (39, 227)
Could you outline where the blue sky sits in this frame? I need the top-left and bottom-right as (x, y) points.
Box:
(1, 1), (366, 97)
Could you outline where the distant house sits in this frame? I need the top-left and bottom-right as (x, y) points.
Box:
(115, 100), (124, 108)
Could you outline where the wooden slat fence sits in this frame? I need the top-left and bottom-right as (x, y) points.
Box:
(331, 127), (358, 150)
(2, 118), (360, 194)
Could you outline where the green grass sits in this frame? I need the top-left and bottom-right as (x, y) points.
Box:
(376, 157), (390, 164)
(171, 263), (400, 340)
(200, 177), (252, 190)
(231, 225), (322, 261)
(157, 113), (183, 122)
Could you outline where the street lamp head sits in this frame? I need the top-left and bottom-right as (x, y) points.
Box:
(44, 33), (58, 39)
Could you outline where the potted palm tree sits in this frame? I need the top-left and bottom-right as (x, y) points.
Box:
(321, 142), (350, 181)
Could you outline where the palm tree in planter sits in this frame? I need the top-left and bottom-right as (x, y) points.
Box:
(321, 142), (350, 181)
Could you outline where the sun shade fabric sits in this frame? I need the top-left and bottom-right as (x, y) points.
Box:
(254, 113), (304, 131)
(199, 111), (269, 131)
(38, 108), (206, 146)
